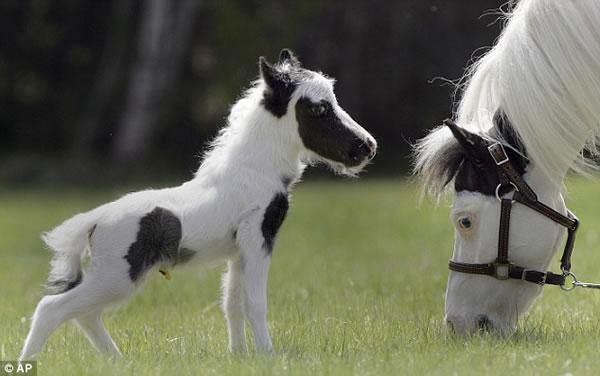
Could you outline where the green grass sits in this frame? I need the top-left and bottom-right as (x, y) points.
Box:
(2, 178), (600, 375)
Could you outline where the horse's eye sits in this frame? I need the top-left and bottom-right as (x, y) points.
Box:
(457, 216), (473, 230)
(311, 103), (327, 116)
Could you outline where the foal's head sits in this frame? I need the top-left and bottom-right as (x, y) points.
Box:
(258, 49), (377, 175)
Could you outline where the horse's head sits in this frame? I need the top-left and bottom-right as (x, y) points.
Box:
(414, 114), (569, 335)
(258, 49), (376, 176)
(412, 0), (600, 336)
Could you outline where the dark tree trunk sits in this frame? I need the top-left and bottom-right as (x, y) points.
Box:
(71, 0), (135, 159)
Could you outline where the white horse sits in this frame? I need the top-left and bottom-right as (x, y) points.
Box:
(414, 0), (600, 335)
(19, 49), (377, 360)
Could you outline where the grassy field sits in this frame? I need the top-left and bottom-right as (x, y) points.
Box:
(2, 178), (600, 375)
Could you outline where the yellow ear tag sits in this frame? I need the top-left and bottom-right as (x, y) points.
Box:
(159, 268), (172, 280)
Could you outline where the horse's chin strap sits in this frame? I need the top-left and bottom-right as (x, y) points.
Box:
(448, 142), (579, 287)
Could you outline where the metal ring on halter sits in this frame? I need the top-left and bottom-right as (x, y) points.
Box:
(560, 271), (578, 291)
(495, 182), (519, 202)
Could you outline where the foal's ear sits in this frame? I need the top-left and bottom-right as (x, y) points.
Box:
(443, 119), (487, 166)
(259, 56), (282, 89)
(278, 48), (301, 67)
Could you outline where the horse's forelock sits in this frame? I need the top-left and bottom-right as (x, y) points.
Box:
(413, 126), (465, 202)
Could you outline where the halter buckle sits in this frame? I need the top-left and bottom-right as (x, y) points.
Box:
(493, 262), (510, 280)
(488, 143), (509, 165)
(521, 269), (547, 285)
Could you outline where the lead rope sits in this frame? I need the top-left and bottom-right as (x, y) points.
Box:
(561, 272), (600, 291)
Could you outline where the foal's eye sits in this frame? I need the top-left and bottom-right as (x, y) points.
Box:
(457, 216), (473, 230)
(310, 103), (327, 116)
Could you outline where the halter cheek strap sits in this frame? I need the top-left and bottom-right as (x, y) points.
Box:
(448, 141), (579, 287)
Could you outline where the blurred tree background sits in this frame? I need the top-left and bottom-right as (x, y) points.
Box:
(0, 0), (503, 186)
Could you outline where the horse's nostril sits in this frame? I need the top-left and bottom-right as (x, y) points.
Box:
(476, 315), (491, 331)
(446, 319), (455, 332)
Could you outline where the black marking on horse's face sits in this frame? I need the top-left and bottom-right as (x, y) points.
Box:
(124, 207), (182, 282)
(451, 114), (528, 195)
(259, 49), (310, 118)
(261, 193), (289, 254)
(454, 152), (525, 195)
(45, 269), (83, 295)
(296, 97), (369, 167)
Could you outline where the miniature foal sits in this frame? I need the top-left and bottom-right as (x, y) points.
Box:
(19, 49), (377, 360)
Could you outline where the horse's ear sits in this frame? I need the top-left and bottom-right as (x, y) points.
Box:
(493, 111), (524, 154)
(443, 119), (486, 165)
(259, 56), (280, 89)
(279, 49), (301, 67)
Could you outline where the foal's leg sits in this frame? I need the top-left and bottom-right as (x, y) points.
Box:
(222, 258), (248, 353)
(74, 309), (122, 357)
(241, 251), (272, 353)
(20, 275), (133, 360)
(19, 286), (99, 361)
(20, 293), (69, 361)
(236, 213), (273, 353)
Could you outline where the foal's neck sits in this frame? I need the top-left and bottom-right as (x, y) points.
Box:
(233, 112), (304, 180)
(196, 105), (304, 186)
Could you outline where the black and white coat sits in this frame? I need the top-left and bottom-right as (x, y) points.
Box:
(20, 49), (377, 360)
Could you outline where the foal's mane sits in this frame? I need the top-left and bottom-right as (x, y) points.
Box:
(194, 81), (264, 175)
(414, 0), (600, 199)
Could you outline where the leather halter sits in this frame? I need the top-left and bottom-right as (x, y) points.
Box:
(448, 141), (580, 286)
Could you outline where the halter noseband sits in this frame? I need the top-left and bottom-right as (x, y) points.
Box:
(448, 140), (580, 288)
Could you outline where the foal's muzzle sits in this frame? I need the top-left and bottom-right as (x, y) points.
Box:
(347, 137), (377, 164)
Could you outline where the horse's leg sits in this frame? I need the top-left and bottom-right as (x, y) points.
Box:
(74, 308), (122, 357)
(222, 258), (248, 353)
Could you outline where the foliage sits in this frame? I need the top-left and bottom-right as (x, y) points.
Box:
(0, 1), (503, 179)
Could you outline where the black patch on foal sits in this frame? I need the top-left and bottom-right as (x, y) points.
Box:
(124, 207), (182, 282)
(295, 97), (363, 167)
(260, 75), (298, 118)
(261, 193), (289, 254)
(259, 49), (310, 118)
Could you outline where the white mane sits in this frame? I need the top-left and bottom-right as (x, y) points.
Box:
(415, 0), (600, 197)
(195, 81), (265, 175)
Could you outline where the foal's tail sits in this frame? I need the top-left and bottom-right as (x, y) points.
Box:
(42, 208), (103, 295)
